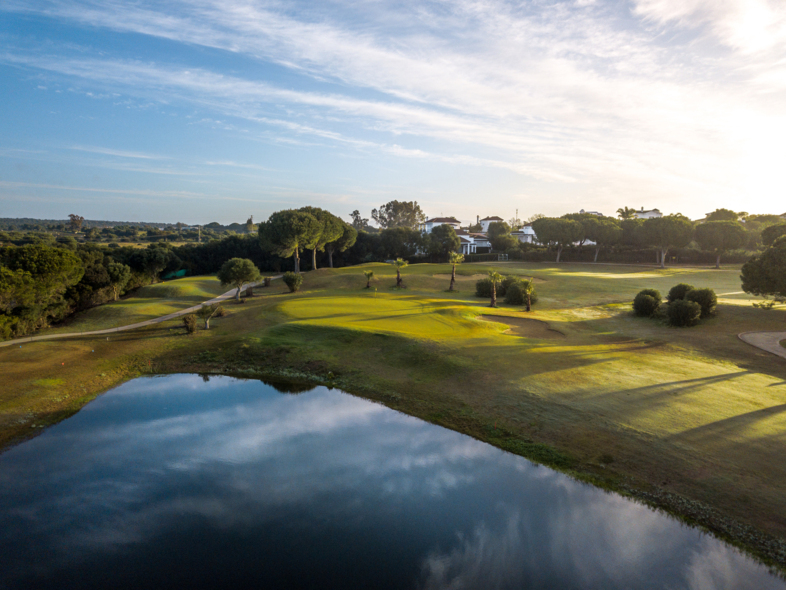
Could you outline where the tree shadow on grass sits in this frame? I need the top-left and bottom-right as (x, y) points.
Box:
(669, 403), (786, 447)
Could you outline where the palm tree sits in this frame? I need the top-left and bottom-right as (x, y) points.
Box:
(393, 258), (408, 288)
(617, 207), (636, 220)
(448, 252), (464, 291)
(521, 278), (535, 312)
(363, 270), (374, 289)
(488, 270), (502, 307)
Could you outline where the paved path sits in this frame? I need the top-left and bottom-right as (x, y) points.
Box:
(0, 277), (281, 348)
(738, 331), (786, 360)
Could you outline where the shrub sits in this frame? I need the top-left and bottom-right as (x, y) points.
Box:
(283, 272), (303, 293)
(477, 275), (519, 298)
(668, 299), (701, 327)
(500, 275), (517, 296)
(504, 280), (538, 306)
(686, 288), (717, 318)
(633, 289), (662, 317)
(182, 314), (197, 334)
(667, 283), (694, 303)
(475, 277), (493, 298)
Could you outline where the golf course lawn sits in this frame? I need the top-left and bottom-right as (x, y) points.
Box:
(2, 261), (786, 565)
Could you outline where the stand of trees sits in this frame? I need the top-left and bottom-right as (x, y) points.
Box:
(0, 242), (181, 339)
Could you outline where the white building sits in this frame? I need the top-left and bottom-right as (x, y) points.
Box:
(423, 217), (462, 233)
(579, 209), (603, 216)
(478, 216), (505, 232)
(455, 229), (491, 255)
(511, 224), (537, 243)
(634, 207), (663, 219)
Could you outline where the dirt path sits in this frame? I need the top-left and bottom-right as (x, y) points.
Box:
(738, 331), (786, 360)
(0, 277), (280, 348)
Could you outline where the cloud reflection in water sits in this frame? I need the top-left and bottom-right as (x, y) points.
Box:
(0, 375), (781, 590)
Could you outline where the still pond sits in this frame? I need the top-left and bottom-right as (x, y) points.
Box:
(0, 374), (783, 589)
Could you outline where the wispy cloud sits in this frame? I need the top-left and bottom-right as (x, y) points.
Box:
(68, 144), (166, 159)
(1, 0), (785, 217)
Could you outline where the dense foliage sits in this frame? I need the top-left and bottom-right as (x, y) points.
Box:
(685, 288), (717, 318)
(741, 236), (786, 303)
(667, 283), (695, 303)
(0, 242), (180, 339)
(503, 279), (538, 307)
(217, 258), (261, 300)
(633, 289), (662, 317)
(283, 272), (303, 293)
(668, 299), (702, 327)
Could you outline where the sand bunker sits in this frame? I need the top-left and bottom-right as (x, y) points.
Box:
(478, 315), (566, 339)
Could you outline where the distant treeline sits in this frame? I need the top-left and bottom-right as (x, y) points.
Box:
(3, 204), (785, 340)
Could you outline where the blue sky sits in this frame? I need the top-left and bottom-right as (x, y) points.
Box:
(1, 0), (784, 225)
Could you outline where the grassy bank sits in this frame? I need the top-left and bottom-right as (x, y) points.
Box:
(2, 262), (786, 567)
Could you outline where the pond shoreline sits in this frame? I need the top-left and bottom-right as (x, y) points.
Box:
(3, 354), (786, 576)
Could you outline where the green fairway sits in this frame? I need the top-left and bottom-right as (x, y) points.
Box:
(2, 261), (786, 567)
(42, 276), (227, 334)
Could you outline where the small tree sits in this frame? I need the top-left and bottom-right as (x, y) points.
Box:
(106, 262), (131, 301)
(283, 271), (303, 292)
(448, 252), (464, 291)
(182, 313), (197, 334)
(196, 304), (223, 329)
(364, 270), (375, 289)
(393, 258), (408, 288)
(616, 207), (636, 220)
(217, 258), (261, 300)
(487, 270), (502, 308)
(429, 224), (461, 259)
(695, 220), (746, 268)
(68, 214), (85, 232)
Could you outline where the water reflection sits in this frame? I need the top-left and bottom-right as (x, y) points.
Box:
(0, 374), (782, 590)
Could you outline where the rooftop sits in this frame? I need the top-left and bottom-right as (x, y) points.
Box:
(425, 217), (461, 224)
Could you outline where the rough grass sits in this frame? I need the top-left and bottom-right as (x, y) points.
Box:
(2, 261), (786, 566)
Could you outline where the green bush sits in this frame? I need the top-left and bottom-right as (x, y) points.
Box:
(633, 289), (662, 317)
(503, 280), (538, 306)
(667, 283), (694, 303)
(477, 275), (521, 298)
(283, 272), (303, 293)
(182, 313), (197, 334)
(500, 275), (518, 295)
(668, 299), (701, 327)
(686, 288), (717, 318)
(475, 278), (494, 298)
